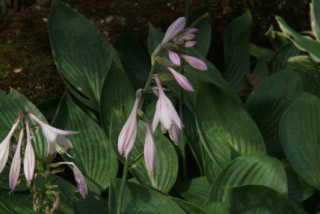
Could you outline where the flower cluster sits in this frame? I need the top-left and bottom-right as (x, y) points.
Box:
(0, 112), (87, 198)
(118, 16), (207, 175)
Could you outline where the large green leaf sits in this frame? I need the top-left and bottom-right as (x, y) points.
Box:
(192, 19), (211, 57)
(171, 198), (207, 214)
(196, 82), (266, 178)
(99, 58), (135, 136)
(209, 154), (287, 202)
(109, 109), (178, 193)
(176, 176), (210, 206)
(53, 93), (118, 191)
(148, 23), (164, 55)
(0, 89), (46, 158)
(310, 0), (320, 41)
(0, 190), (33, 213)
(49, 0), (117, 110)
(74, 192), (108, 214)
(246, 70), (304, 157)
(223, 9), (252, 91)
(109, 177), (186, 214)
(114, 25), (150, 90)
(280, 93), (320, 190)
(276, 16), (320, 63)
(226, 185), (300, 214)
(268, 43), (300, 74)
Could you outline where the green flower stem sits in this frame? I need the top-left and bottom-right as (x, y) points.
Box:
(117, 155), (130, 214)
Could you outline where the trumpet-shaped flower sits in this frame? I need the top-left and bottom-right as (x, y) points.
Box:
(118, 93), (142, 157)
(144, 122), (156, 175)
(9, 128), (24, 192)
(167, 67), (195, 92)
(24, 121), (35, 181)
(152, 75), (183, 132)
(28, 113), (78, 155)
(0, 116), (21, 173)
(161, 17), (186, 45)
(50, 162), (88, 199)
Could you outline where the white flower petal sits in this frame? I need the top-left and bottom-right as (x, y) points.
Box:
(24, 122), (35, 181)
(144, 123), (156, 175)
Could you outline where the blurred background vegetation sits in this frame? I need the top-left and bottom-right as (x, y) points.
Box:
(0, 0), (309, 103)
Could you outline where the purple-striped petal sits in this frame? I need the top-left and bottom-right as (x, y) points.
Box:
(0, 116), (21, 173)
(182, 34), (196, 41)
(168, 50), (181, 66)
(24, 121), (35, 182)
(184, 41), (197, 48)
(167, 67), (195, 92)
(10, 128), (24, 192)
(144, 122), (156, 175)
(181, 54), (208, 71)
(118, 93), (142, 157)
(161, 17), (186, 45)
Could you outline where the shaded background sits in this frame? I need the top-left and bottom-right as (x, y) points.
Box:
(0, 0), (309, 103)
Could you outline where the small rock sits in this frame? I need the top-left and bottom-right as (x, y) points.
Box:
(13, 68), (22, 74)
(106, 16), (114, 24)
(42, 17), (48, 22)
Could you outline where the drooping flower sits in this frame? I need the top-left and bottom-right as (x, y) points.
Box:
(161, 17), (186, 45)
(9, 128), (24, 192)
(50, 162), (88, 199)
(24, 121), (35, 182)
(118, 93), (142, 157)
(28, 113), (78, 155)
(144, 122), (156, 175)
(167, 67), (195, 92)
(0, 116), (21, 173)
(152, 75), (183, 132)
(180, 54), (208, 71)
(168, 123), (182, 145)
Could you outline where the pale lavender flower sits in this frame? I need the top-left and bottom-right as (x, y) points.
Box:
(179, 28), (199, 36)
(144, 122), (156, 175)
(183, 41), (197, 48)
(168, 50), (181, 66)
(24, 121), (35, 182)
(9, 128), (24, 192)
(167, 67), (195, 92)
(50, 162), (88, 199)
(181, 54), (208, 71)
(0, 116), (21, 173)
(168, 123), (182, 145)
(28, 113), (78, 155)
(118, 93), (142, 157)
(152, 75), (183, 132)
(161, 17), (186, 45)
(181, 33), (196, 41)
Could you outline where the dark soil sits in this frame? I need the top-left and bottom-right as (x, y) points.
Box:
(0, 0), (309, 103)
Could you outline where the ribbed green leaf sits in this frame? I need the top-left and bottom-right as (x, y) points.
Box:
(99, 58), (135, 136)
(209, 154), (287, 202)
(53, 93), (118, 191)
(196, 82), (266, 178)
(288, 55), (320, 75)
(176, 176), (210, 206)
(193, 19), (211, 57)
(223, 9), (252, 91)
(310, 0), (320, 41)
(0, 89), (46, 158)
(249, 43), (275, 61)
(280, 93), (320, 190)
(74, 192), (108, 214)
(148, 23), (164, 55)
(109, 109), (178, 193)
(268, 43), (300, 74)
(49, 0), (117, 110)
(0, 190), (33, 213)
(276, 16), (320, 63)
(246, 70), (304, 157)
(207, 202), (229, 214)
(171, 198), (207, 214)
(109, 177), (186, 214)
(226, 185), (300, 214)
